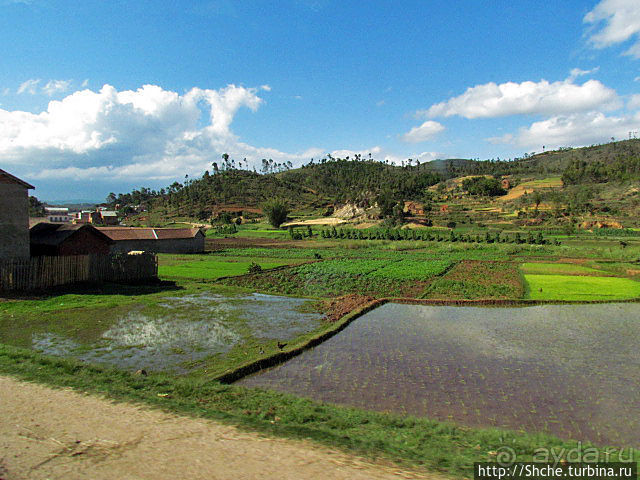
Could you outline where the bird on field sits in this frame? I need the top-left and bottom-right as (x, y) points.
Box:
(277, 341), (287, 350)
(259, 348), (265, 355)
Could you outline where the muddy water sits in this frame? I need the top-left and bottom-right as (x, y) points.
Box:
(1, 293), (324, 373)
(238, 302), (640, 447)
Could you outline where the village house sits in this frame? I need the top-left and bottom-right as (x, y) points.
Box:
(30, 223), (114, 256)
(74, 210), (93, 224)
(0, 169), (34, 259)
(97, 227), (205, 254)
(73, 209), (119, 225)
(98, 210), (119, 225)
(45, 207), (72, 223)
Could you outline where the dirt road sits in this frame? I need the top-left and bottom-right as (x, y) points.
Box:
(0, 376), (439, 480)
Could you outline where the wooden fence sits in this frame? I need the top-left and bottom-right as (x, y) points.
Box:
(0, 253), (158, 292)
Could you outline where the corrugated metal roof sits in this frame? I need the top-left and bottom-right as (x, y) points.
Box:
(97, 227), (202, 241)
(97, 228), (156, 240)
(30, 223), (114, 246)
(155, 228), (202, 239)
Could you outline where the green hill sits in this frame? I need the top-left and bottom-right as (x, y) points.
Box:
(111, 139), (640, 222)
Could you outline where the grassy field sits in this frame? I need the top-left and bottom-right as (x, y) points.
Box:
(158, 253), (301, 280)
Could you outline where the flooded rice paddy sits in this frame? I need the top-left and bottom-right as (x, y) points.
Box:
(1, 293), (324, 373)
(238, 302), (640, 447)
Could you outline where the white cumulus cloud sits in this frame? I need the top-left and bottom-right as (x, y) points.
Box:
(488, 111), (640, 149)
(585, 0), (640, 58)
(422, 76), (619, 119)
(0, 83), (318, 182)
(401, 120), (445, 143)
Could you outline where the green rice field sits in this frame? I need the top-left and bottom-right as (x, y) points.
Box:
(524, 274), (640, 301)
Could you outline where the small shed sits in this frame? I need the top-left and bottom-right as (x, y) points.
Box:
(30, 223), (114, 256)
(97, 227), (205, 254)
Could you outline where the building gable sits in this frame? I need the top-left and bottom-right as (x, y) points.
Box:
(0, 169), (34, 189)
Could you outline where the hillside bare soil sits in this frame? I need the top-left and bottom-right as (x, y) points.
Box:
(0, 376), (438, 480)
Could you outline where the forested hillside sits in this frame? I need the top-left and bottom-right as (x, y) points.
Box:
(108, 140), (640, 219)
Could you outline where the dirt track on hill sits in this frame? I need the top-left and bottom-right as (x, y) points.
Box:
(0, 376), (439, 480)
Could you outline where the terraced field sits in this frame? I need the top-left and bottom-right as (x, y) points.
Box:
(425, 260), (524, 299)
(222, 258), (452, 297)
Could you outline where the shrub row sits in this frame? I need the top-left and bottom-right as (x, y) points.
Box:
(317, 227), (555, 245)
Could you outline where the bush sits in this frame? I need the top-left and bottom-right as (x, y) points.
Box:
(261, 199), (289, 228)
(462, 176), (506, 196)
(247, 262), (263, 274)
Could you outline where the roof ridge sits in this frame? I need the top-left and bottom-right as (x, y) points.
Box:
(0, 169), (35, 189)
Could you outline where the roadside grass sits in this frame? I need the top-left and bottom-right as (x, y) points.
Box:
(1, 344), (636, 479)
(524, 274), (640, 301)
(425, 261), (524, 299)
(520, 262), (612, 276)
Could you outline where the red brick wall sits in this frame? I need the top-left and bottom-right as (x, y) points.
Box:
(58, 229), (111, 256)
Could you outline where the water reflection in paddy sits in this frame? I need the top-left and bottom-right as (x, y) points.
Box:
(238, 302), (640, 447)
(1, 293), (324, 373)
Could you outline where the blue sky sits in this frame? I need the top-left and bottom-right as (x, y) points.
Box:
(1, 0), (639, 202)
